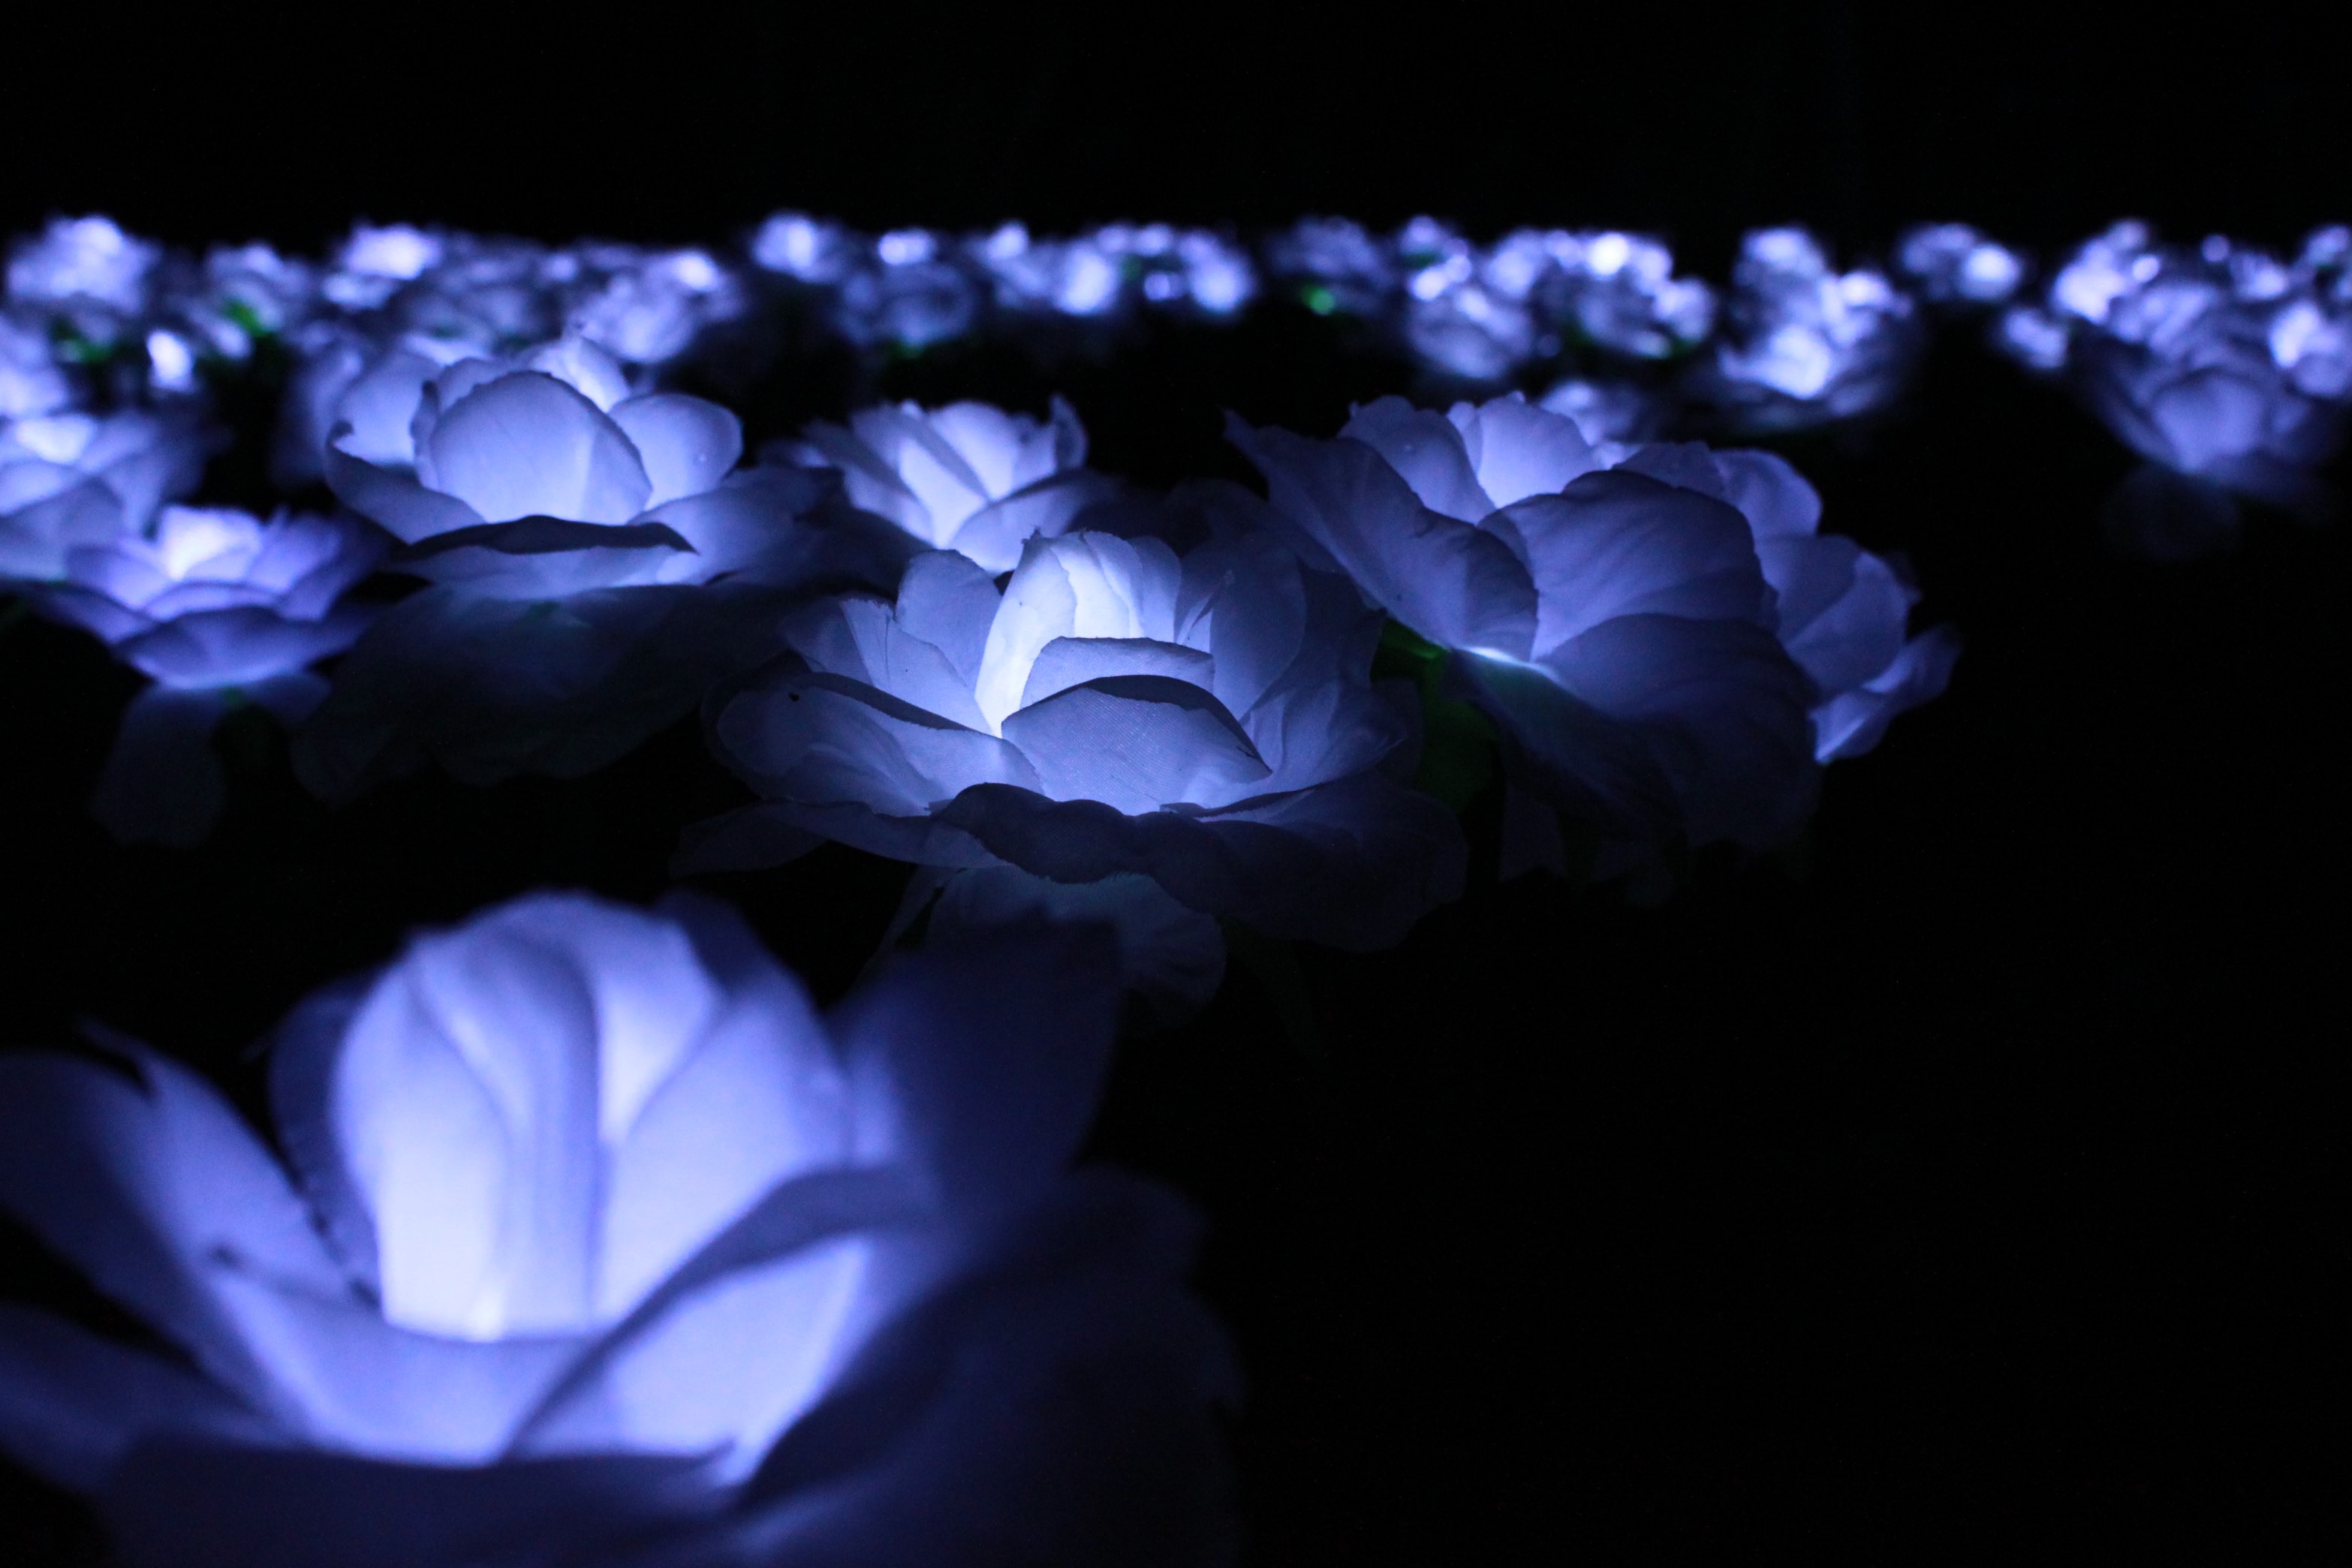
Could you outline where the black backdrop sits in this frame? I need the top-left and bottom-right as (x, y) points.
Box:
(2, 8), (2343, 1562)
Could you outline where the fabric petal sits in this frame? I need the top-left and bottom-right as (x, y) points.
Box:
(1228, 417), (1536, 658)
(1813, 625), (1962, 762)
(422, 372), (652, 526)
(1019, 637), (1214, 710)
(1707, 448), (1823, 539)
(118, 604), (375, 688)
(1339, 396), (1495, 520)
(324, 430), (489, 545)
(830, 928), (1121, 1223)
(0, 1043), (348, 1421)
(332, 349), (440, 468)
(1486, 470), (1772, 658)
(0, 477), (124, 580)
(693, 1173), (1236, 1568)
(712, 668), (1043, 816)
(1757, 536), (1911, 696)
(944, 469), (1121, 574)
(935, 774), (1465, 950)
(610, 393), (743, 510)
(674, 800), (996, 876)
(1450, 393), (1603, 508)
(1001, 676), (1269, 813)
(389, 517), (693, 600)
(783, 597), (989, 733)
(894, 549), (1001, 692)
(1540, 613), (1820, 847)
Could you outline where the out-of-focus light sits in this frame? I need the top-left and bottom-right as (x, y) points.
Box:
(1995, 305), (2072, 371)
(877, 230), (938, 267)
(145, 330), (197, 393)
(339, 224), (441, 282)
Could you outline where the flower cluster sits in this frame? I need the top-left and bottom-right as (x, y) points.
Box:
(0, 207), (2040, 1566)
(1996, 221), (2352, 555)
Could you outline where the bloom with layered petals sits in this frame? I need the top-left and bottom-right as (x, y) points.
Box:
(29, 505), (382, 691)
(1234, 394), (1956, 862)
(29, 507), (384, 845)
(791, 399), (1119, 573)
(0, 411), (210, 582)
(689, 518), (1463, 950)
(0, 892), (1236, 1568)
(322, 332), (809, 598)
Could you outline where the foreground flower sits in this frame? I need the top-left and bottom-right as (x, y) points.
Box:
(23, 505), (384, 842)
(688, 517), (1464, 950)
(0, 410), (210, 582)
(1233, 395), (1956, 866)
(790, 399), (1119, 573)
(0, 892), (1237, 1568)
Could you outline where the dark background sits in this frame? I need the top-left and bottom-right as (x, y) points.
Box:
(2, 7), (2344, 1563)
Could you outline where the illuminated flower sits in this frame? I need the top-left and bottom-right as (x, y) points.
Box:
(33, 504), (381, 685)
(791, 399), (1118, 573)
(322, 331), (813, 597)
(0, 411), (210, 582)
(1233, 394), (1953, 862)
(1263, 217), (1397, 318)
(1893, 223), (2025, 307)
(2077, 305), (2345, 509)
(689, 520), (1463, 950)
(833, 231), (980, 351)
(0, 892), (1236, 1568)
(23, 506), (384, 845)
(2024, 224), (2352, 552)
(5, 216), (160, 345)
(560, 245), (745, 369)
(1700, 227), (1921, 432)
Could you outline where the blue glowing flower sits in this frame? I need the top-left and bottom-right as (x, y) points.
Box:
(21, 506), (385, 844)
(1700, 227), (1921, 432)
(2016, 223), (2352, 552)
(29, 504), (383, 686)
(0, 410), (211, 582)
(294, 331), (912, 800)
(751, 212), (862, 285)
(832, 232), (980, 351)
(6, 216), (160, 345)
(321, 331), (809, 598)
(0, 892), (1237, 1568)
(1233, 395), (1956, 865)
(1263, 217), (1397, 318)
(1894, 223), (2026, 307)
(560, 245), (745, 369)
(1539, 229), (1718, 361)
(790, 399), (1119, 573)
(323, 223), (445, 311)
(688, 517), (1464, 950)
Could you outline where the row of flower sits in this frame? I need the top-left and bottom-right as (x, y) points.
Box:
(2, 316), (1957, 995)
(5, 212), (2348, 494)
